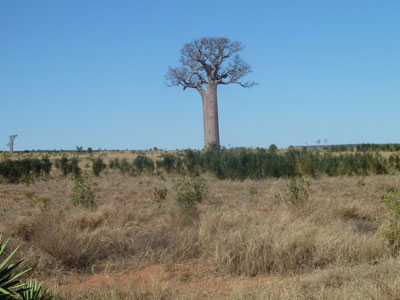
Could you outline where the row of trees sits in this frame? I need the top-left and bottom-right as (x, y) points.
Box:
(155, 146), (394, 179)
(2, 147), (400, 183)
(2, 146), (400, 183)
(321, 143), (400, 152)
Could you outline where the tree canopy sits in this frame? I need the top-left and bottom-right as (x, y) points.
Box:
(166, 37), (257, 94)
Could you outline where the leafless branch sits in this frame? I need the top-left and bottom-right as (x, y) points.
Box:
(166, 37), (257, 91)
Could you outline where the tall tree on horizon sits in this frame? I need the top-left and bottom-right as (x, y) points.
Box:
(8, 134), (17, 154)
(166, 37), (257, 148)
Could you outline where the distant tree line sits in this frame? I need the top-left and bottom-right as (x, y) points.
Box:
(2, 146), (400, 183)
(153, 146), (397, 180)
(310, 143), (400, 152)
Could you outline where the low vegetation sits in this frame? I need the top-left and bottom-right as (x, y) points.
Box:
(2, 146), (400, 299)
(3, 145), (400, 183)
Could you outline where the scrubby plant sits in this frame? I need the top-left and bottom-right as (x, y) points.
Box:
(32, 197), (52, 210)
(151, 147), (400, 180)
(92, 158), (106, 176)
(0, 158), (52, 183)
(380, 188), (400, 250)
(133, 155), (154, 174)
(71, 177), (96, 208)
(23, 191), (36, 200)
(268, 144), (278, 154)
(118, 158), (131, 175)
(55, 157), (80, 178)
(153, 187), (168, 208)
(281, 176), (310, 207)
(182, 150), (202, 176)
(174, 177), (207, 225)
(108, 158), (120, 169)
(175, 177), (207, 205)
(156, 154), (178, 173)
(248, 187), (258, 196)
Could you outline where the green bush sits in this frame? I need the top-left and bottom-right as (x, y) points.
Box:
(108, 158), (120, 169)
(55, 157), (81, 178)
(381, 189), (400, 250)
(119, 158), (131, 174)
(92, 158), (106, 176)
(174, 177), (207, 225)
(156, 154), (178, 173)
(154, 187), (168, 208)
(133, 155), (154, 174)
(248, 187), (258, 196)
(0, 158), (52, 183)
(182, 150), (202, 176)
(281, 176), (310, 207)
(71, 177), (96, 208)
(165, 147), (396, 180)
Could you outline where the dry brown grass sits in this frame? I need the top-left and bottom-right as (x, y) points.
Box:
(54, 259), (400, 299)
(1, 167), (400, 298)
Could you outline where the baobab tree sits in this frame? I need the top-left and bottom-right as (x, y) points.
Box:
(8, 134), (17, 154)
(166, 37), (256, 148)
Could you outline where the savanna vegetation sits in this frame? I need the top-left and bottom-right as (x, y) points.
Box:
(2, 145), (400, 299)
(3, 144), (400, 183)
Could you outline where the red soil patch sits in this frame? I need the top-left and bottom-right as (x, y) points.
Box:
(54, 260), (278, 295)
(0, 192), (25, 201)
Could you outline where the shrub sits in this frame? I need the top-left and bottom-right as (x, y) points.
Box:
(0, 158), (52, 183)
(182, 150), (202, 176)
(269, 144), (278, 153)
(33, 197), (52, 210)
(248, 187), (258, 196)
(174, 177), (207, 225)
(154, 187), (168, 208)
(174, 177), (207, 205)
(150, 147), (398, 180)
(92, 157), (106, 176)
(133, 155), (154, 174)
(380, 189), (400, 250)
(157, 154), (178, 173)
(108, 158), (120, 169)
(55, 157), (81, 177)
(119, 158), (131, 174)
(281, 176), (310, 207)
(72, 177), (97, 208)
(39, 157), (52, 176)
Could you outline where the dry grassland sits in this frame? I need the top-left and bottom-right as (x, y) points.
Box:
(1, 156), (400, 299)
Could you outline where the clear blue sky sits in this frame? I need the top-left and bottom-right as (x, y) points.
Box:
(1, 0), (399, 150)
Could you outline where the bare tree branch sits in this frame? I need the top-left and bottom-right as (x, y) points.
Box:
(166, 37), (257, 92)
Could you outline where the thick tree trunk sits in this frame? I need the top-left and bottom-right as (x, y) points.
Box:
(202, 82), (220, 148)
